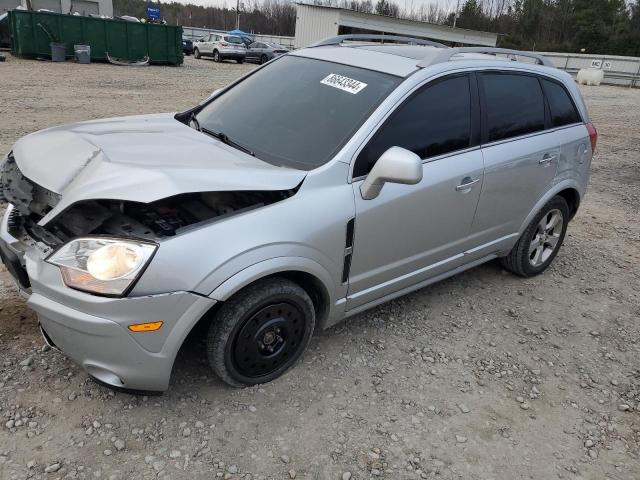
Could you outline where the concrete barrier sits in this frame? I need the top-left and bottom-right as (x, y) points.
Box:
(540, 52), (640, 88)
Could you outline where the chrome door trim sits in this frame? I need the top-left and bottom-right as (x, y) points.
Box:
(346, 232), (518, 307)
(344, 252), (498, 318)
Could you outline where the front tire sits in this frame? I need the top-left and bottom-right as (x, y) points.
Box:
(500, 195), (569, 277)
(213, 50), (220, 62)
(207, 278), (315, 387)
(237, 58), (244, 64)
(193, 48), (200, 59)
(260, 54), (268, 65)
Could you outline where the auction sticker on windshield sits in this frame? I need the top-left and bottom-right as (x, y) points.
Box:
(321, 74), (368, 94)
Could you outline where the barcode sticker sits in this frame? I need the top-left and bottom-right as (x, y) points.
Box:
(320, 74), (368, 94)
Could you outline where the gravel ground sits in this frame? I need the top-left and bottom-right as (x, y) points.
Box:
(0, 55), (639, 480)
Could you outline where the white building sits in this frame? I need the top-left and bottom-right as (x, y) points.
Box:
(294, 3), (498, 49)
(1, 0), (113, 17)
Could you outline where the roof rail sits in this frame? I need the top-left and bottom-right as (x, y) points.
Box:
(310, 34), (447, 49)
(418, 47), (555, 68)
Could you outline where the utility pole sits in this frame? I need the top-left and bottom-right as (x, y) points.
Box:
(453, 0), (460, 28)
(235, 0), (240, 30)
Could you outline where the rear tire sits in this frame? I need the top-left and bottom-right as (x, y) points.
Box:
(207, 278), (315, 387)
(194, 48), (200, 59)
(237, 58), (244, 64)
(500, 195), (569, 277)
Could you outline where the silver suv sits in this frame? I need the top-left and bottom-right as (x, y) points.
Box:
(0, 35), (596, 393)
(193, 33), (246, 63)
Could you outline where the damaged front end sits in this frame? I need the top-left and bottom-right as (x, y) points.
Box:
(1, 152), (297, 293)
(15, 189), (296, 248)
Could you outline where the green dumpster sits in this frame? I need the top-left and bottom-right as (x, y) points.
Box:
(9, 10), (183, 65)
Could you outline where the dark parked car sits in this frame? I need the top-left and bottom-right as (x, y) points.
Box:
(182, 38), (194, 56)
(245, 42), (289, 64)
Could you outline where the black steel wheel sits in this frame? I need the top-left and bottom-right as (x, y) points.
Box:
(207, 278), (315, 387)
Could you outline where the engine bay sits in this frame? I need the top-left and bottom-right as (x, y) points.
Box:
(14, 190), (295, 248)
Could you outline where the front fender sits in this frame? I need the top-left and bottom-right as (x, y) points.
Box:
(208, 256), (343, 328)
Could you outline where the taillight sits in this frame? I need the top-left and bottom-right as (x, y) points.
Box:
(586, 122), (598, 153)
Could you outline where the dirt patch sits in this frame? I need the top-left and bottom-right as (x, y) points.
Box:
(0, 55), (639, 480)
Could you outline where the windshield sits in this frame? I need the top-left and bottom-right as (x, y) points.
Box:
(195, 55), (401, 170)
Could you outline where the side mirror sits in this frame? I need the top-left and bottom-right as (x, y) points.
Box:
(360, 147), (422, 200)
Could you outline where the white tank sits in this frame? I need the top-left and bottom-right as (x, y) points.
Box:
(577, 68), (604, 86)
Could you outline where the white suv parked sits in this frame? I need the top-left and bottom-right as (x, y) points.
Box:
(194, 33), (246, 63)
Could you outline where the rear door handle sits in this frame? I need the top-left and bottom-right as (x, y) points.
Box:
(539, 153), (558, 165)
(455, 177), (480, 191)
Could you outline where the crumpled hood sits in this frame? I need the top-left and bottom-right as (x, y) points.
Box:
(11, 113), (307, 221)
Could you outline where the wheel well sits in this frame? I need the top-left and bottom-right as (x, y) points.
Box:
(265, 271), (330, 327)
(556, 188), (580, 219)
(189, 271), (330, 338)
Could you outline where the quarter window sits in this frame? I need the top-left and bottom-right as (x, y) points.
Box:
(542, 79), (581, 127)
(354, 75), (472, 177)
(481, 73), (545, 143)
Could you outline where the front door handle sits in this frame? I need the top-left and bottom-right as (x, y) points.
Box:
(539, 153), (558, 165)
(455, 177), (480, 191)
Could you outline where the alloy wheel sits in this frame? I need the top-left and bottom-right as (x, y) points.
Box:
(528, 208), (564, 267)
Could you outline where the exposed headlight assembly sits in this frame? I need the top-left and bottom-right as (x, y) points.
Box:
(47, 238), (157, 296)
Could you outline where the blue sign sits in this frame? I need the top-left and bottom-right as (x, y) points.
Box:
(146, 5), (161, 20)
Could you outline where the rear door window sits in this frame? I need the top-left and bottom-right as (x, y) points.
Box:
(541, 79), (581, 127)
(354, 75), (472, 177)
(481, 73), (545, 143)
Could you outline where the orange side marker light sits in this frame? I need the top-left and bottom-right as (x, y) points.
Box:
(128, 321), (163, 332)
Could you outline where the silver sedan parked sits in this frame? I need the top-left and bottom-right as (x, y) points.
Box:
(245, 41), (289, 64)
(0, 35), (595, 393)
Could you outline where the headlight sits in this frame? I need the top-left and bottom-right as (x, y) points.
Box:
(47, 238), (157, 296)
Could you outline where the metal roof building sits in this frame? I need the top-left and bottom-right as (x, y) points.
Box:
(294, 3), (498, 49)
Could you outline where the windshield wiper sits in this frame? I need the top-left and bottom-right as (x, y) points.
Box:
(201, 128), (255, 157)
(189, 113), (201, 131)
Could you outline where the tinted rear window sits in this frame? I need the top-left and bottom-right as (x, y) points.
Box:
(225, 36), (243, 44)
(195, 56), (401, 170)
(354, 75), (471, 177)
(542, 79), (581, 127)
(482, 73), (545, 142)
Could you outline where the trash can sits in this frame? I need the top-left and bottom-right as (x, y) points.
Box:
(50, 42), (65, 61)
(74, 44), (91, 64)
